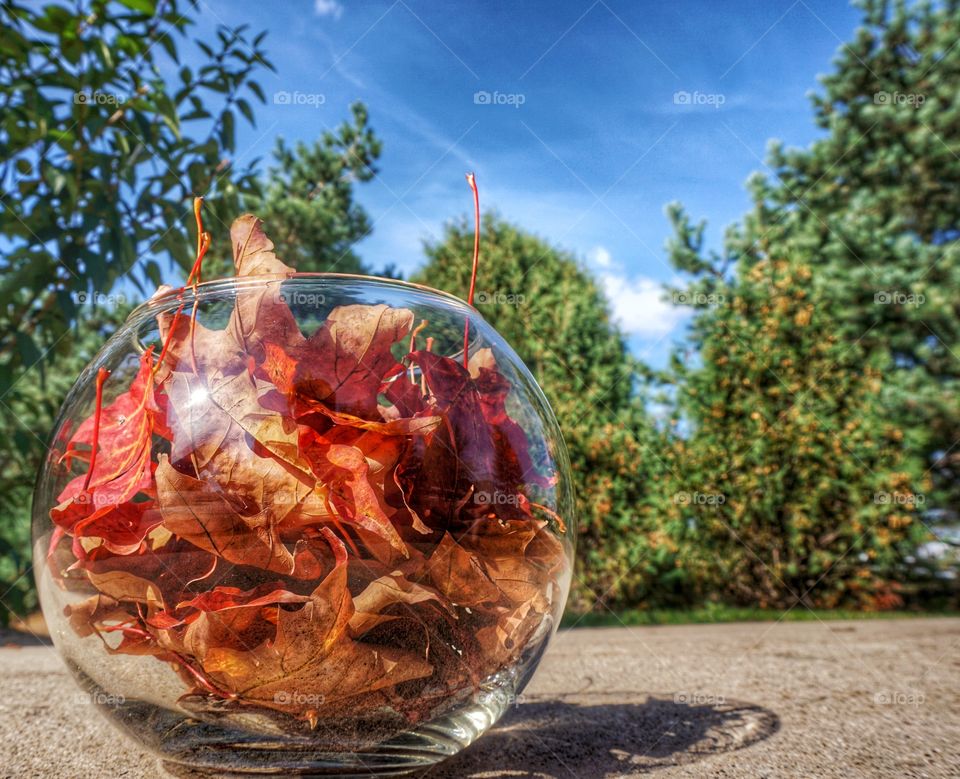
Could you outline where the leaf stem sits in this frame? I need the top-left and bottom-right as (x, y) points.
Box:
(408, 319), (429, 353)
(186, 197), (207, 286)
(155, 303), (185, 374)
(188, 203), (211, 374)
(463, 172), (480, 368)
(156, 199), (209, 376)
(408, 319), (429, 383)
(81, 367), (110, 492)
(423, 336), (433, 394)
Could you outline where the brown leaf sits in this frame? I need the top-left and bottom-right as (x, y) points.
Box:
(194, 548), (433, 719)
(70, 501), (163, 556)
(461, 519), (566, 612)
(85, 567), (165, 609)
(425, 533), (501, 607)
(261, 304), (413, 420)
(162, 369), (323, 527)
(230, 215), (295, 277)
(228, 215), (303, 359)
(299, 428), (408, 560)
(156, 456), (326, 579)
(349, 571), (451, 636)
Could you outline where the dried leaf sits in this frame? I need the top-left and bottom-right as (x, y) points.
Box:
(196, 550), (433, 718)
(227, 215), (302, 359)
(261, 304), (413, 419)
(55, 349), (164, 525)
(349, 571), (451, 636)
(426, 533), (501, 607)
(51, 212), (567, 727)
(156, 455), (325, 579)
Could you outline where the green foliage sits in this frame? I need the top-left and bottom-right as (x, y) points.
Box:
(415, 215), (673, 609)
(203, 103), (383, 277)
(660, 0), (960, 608)
(0, 1), (384, 624)
(668, 0), (960, 508)
(0, 305), (128, 621)
(665, 256), (928, 608)
(0, 0), (272, 622)
(562, 605), (959, 629)
(0, 0), (271, 349)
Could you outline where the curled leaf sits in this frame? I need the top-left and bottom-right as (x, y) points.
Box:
(50, 212), (567, 727)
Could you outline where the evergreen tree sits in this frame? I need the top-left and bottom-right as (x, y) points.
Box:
(668, 0), (960, 508)
(665, 256), (926, 608)
(416, 215), (674, 608)
(207, 103), (382, 277)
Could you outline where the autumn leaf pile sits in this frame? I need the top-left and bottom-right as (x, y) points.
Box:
(46, 214), (566, 729)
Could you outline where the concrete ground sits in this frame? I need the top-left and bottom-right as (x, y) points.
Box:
(1, 617), (957, 778)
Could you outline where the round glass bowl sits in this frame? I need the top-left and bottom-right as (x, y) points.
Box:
(33, 274), (575, 776)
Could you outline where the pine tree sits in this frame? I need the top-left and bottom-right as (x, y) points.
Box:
(246, 103), (382, 275)
(668, 0), (960, 508)
(665, 256), (926, 608)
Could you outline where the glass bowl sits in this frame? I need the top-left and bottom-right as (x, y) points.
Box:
(32, 273), (575, 776)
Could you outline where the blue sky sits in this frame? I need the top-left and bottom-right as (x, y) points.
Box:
(190, 0), (863, 365)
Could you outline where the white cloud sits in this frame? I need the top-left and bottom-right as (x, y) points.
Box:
(600, 271), (688, 339)
(314, 0), (343, 19)
(584, 245), (687, 339)
(588, 245), (612, 268)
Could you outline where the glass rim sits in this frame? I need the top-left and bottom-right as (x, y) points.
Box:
(131, 272), (474, 318)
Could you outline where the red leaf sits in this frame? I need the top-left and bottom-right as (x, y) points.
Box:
(51, 211), (568, 727)
(262, 304), (413, 420)
(156, 455), (327, 579)
(57, 349), (165, 520)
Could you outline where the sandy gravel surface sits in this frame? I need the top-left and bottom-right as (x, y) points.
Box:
(1, 617), (957, 778)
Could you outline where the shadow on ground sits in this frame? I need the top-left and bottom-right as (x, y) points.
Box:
(0, 627), (51, 647)
(425, 695), (780, 778)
